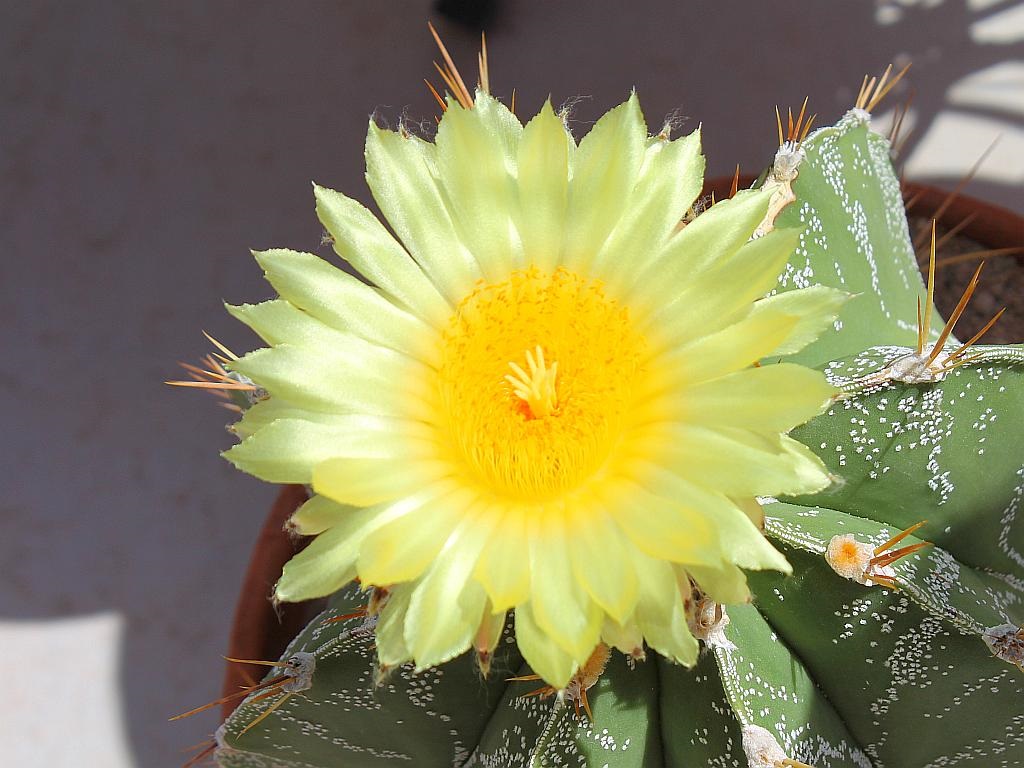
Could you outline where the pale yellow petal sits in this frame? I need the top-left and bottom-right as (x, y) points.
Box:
(288, 494), (353, 536)
(563, 93), (645, 271)
(229, 342), (432, 421)
(375, 584), (414, 668)
(226, 298), (333, 349)
(529, 511), (603, 660)
(685, 562), (751, 605)
(225, 415), (429, 483)
(748, 285), (851, 357)
(405, 514), (497, 668)
(475, 604), (508, 659)
(640, 307), (798, 396)
(667, 363), (836, 432)
(640, 228), (801, 346)
(474, 510), (530, 610)
(600, 615), (644, 657)
(603, 480), (720, 566)
(595, 128), (704, 292)
(629, 464), (791, 573)
(516, 100), (572, 272)
(314, 184), (451, 325)
(434, 93), (523, 280)
(732, 496), (766, 529)
(566, 503), (639, 624)
(279, 483), (460, 602)
(230, 398), (324, 440)
(635, 424), (831, 497)
(365, 122), (482, 301)
(632, 553), (698, 665)
(627, 186), (772, 302)
(514, 602), (577, 689)
(274, 506), (379, 602)
(356, 486), (471, 585)
(313, 457), (449, 507)
(251, 249), (438, 362)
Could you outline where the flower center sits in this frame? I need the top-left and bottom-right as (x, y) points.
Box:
(437, 267), (646, 501)
(505, 345), (559, 419)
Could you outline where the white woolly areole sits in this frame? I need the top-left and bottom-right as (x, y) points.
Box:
(771, 141), (805, 183)
(843, 107), (872, 126)
(826, 534), (874, 582)
(825, 533), (898, 587)
(882, 350), (951, 384)
(742, 724), (789, 768)
(281, 652), (316, 693)
(690, 601), (735, 650)
(214, 721), (231, 751)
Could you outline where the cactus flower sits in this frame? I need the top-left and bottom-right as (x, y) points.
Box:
(223, 91), (841, 688)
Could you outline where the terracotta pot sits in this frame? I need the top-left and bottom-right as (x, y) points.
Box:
(220, 484), (323, 718)
(899, 182), (1022, 252)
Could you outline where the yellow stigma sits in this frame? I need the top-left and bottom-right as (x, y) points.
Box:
(506, 346), (558, 418)
(437, 267), (646, 501)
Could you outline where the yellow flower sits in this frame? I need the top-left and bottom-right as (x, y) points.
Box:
(224, 91), (841, 688)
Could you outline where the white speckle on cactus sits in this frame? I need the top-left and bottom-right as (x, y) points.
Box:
(998, 466), (1024, 571)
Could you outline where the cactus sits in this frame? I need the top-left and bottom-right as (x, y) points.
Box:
(176, 57), (1024, 768)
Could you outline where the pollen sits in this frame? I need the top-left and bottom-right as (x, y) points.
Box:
(437, 267), (646, 501)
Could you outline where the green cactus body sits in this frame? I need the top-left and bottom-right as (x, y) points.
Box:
(212, 110), (1024, 766)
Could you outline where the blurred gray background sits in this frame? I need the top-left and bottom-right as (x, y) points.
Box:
(2, 1), (1022, 765)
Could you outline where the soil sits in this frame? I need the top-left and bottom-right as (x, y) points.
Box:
(909, 215), (1023, 345)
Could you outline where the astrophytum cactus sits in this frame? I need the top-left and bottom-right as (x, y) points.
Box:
(175, 57), (1024, 768)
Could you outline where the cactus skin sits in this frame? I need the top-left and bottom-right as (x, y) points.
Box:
(213, 112), (1024, 767)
